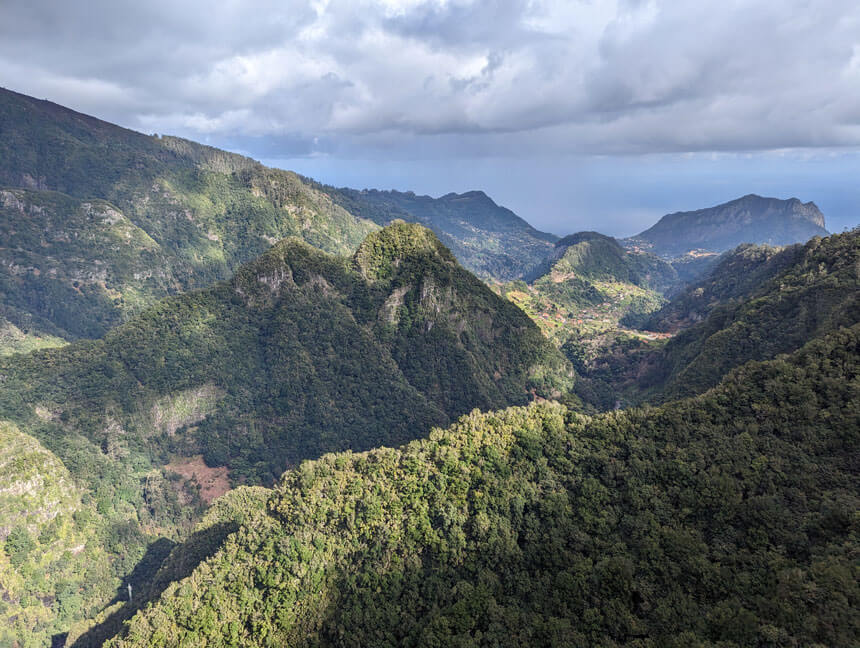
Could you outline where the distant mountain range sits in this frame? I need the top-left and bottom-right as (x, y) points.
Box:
(0, 87), (837, 356)
(309, 185), (559, 280)
(625, 193), (829, 258)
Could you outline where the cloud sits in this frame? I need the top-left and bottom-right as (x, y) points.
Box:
(1, 0), (858, 157)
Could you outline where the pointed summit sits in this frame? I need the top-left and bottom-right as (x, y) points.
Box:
(353, 221), (455, 281)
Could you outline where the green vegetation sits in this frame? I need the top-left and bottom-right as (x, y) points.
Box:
(559, 230), (858, 409)
(497, 233), (674, 344)
(647, 229), (858, 400)
(102, 324), (858, 647)
(0, 422), (116, 648)
(2, 222), (569, 485)
(0, 223), (571, 643)
(644, 243), (802, 333)
(1, 88), (857, 648)
(0, 315), (67, 356)
(310, 185), (558, 280)
(494, 233), (679, 408)
(0, 87), (379, 350)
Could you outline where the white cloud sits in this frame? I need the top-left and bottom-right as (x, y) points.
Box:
(1, 0), (858, 156)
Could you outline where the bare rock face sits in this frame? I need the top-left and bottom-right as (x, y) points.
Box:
(626, 194), (829, 258)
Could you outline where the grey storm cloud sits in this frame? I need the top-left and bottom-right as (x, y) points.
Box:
(1, 0), (859, 157)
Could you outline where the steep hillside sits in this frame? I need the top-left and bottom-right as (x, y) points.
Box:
(0, 223), (571, 644)
(0, 223), (571, 487)
(0, 422), (116, 648)
(575, 229), (859, 407)
(100, 325), (859, 648)
(648, 229), (858, 400)
(313, 185), (558, 280)
(626, 194), (829, 257)
(0, 87), (379, 346)
(645, 243), (804, 333)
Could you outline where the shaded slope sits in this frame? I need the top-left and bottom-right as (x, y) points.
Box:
(648, 229), (858, 399)
(0, 223), (571, 487)
(627, 194), (829, 257)
(645, 243), (804, 333)
(0, 87), (378, 344)
(105, 325), (859, 648)
(313, 185), (558, 280)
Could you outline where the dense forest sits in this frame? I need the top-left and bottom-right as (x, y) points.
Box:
(570, 229), (859, 409)
(0, 223), (571, 647)
(97, 324), (858, 647)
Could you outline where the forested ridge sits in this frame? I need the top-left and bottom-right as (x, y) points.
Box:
(0, 223), (571, 647)
(0, 222), (570, 485)
(647, 229), (859, 399)
(571, 229), (859, 408)
(0, 87), (379, 350)
(101, 324), (859, 647)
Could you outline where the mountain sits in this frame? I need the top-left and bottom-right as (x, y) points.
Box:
(1, 222), (571, 484)
(497, 232), (676, 353)
(93, 325), (859, 648)
(0, 223), (572, 645)
(626, 194), (829, 258)
(0, 87), (561, 348)
(311, 185), (558, 280)
(648, 229), (859, 400)
(0, 87), (381, 346)
(574, 229), (859, 408)
(644, 243), (804, 333)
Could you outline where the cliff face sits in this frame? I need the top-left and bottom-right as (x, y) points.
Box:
(626, 194), (829, 257)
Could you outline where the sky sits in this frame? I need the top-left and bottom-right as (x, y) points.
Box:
(1, 0), (858, 236)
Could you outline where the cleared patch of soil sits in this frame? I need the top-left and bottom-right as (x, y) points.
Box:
(166, 455), (230, 504)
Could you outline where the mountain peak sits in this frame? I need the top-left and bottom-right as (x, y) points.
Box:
(353, 221), (454, 281)
(555, 230), (619, 250)
(628, 194), (829, 257)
